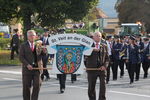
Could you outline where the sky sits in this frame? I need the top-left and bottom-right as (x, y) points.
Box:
(98, 0), (118, 17)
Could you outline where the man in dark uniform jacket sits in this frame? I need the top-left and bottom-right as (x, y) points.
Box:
(86, 32), (109, 100)
(135, 35), (144, 81)
(19, 30), (43, 100)
(125, 36), (140, 84)
(40, 29), (50, 81)
(112, 35), (122, 80)
(142, 38), (150, 78)
(10, 29), (20, 60)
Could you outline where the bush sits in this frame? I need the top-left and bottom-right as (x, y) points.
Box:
(0, 38), (11, 49)
(66, 29), (88, 35)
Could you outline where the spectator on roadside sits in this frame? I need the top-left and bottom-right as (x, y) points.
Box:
(10, 29), (20, 60)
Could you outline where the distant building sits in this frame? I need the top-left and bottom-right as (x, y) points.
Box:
(94, 8), (108, 19)
(99, 18), (120, 34)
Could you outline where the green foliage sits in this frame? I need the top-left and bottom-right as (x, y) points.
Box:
(116, 0), (150, 32)
(0, 38), (11, 49)
(66, 29), (88, 35)
(0, 0), (18, 23)
(0, 0), (99, 40)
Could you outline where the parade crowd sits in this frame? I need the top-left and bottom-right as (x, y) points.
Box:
(10, 28), (150, 100)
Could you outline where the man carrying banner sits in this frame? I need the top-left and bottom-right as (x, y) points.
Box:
(86, 32), (109, 100)
(19, 30), (44, 100)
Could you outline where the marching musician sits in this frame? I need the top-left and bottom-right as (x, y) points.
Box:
(106, 35), (113, 84)
(111, 35), (122, 80)
(119, 36), (128, 78)
(19, 30), (44, 100)
(86, 32), (109, 100)
(142, 37), (150, 78)
(135, 35), (144, 81)
(125, 36), (140, 84)
(40, 29), (50, 81)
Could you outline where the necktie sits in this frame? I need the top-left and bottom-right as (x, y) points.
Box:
(31, 43), (34, 51)
(96, 43), (99, 49)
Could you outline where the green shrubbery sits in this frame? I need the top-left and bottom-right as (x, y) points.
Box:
(0, 38), (11, 49)
(0, 38), (24, 50)
(66, 29), (88, 35)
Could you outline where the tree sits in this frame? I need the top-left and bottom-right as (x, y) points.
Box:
(0, 0), (99, 40)
(116, 0), (150, 33)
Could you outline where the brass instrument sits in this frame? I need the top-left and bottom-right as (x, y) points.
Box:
(119, 49), (126, 59)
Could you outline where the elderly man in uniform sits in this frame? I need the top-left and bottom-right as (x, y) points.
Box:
(86, 32), (109, 100)
(19, 30), (44, 100)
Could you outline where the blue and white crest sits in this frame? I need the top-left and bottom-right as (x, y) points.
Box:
(56, 45), (84, 74)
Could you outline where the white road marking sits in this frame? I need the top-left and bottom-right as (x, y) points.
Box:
(109, 90), (150, 98)
(1, 70), (150, 98)
(3, 78), (21, 81)
(0, 70), (21, 75)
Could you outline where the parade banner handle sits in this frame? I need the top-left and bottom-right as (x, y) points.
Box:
(32, 68), (52, 70)
(84, 68), (101, 71)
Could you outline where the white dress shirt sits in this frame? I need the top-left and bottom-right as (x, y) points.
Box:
(106, 41), (112, 56)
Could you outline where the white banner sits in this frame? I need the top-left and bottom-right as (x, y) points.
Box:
(47, 33), (94, 74)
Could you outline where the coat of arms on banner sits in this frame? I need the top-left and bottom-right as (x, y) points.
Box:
(47, 34), (94, 74)
(56, 45), (84, 74)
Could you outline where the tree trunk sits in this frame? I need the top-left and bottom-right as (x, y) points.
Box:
(23, 12), (32, 41)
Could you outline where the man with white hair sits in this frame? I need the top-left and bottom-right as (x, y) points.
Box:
(86, 32), (109, 100)
(19, 30), (43, 100)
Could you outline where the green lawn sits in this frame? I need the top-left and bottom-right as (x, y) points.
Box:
(0, 50), (21, 65)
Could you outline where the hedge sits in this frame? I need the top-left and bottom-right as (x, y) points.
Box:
(0, 38), (11, 49)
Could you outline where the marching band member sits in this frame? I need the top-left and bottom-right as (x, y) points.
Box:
(106, 35), (113, 84)
(40, 29), (50, 81)
(135, 35), (144, 81)
(125, 36), (140, 84)
(119, 36), (128, 78)
(142, 37), (150, 78)
(111, 35), (122, 80)
(86, 32), (109, 100)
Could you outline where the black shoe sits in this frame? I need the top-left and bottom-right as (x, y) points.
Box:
(60, 88), (65, 93)
(143, 76), (147, 79)
(71, 81), (74, 83)
(113, 79), (117, 81)
(135, 79), (139, 81)
(45, 77), (50, 81)
(130, 81), (133, 84)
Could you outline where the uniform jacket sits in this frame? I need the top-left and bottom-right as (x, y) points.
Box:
(112, 42), (122, 60)
(142, 43), (150, 63)
(40, 37), (49, 45)
(126, 44), (140, 64)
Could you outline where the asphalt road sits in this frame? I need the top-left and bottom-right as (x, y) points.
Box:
(0, 66), (150, 100)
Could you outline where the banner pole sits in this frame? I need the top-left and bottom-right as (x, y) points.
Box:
(32, 68), (52, 70)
